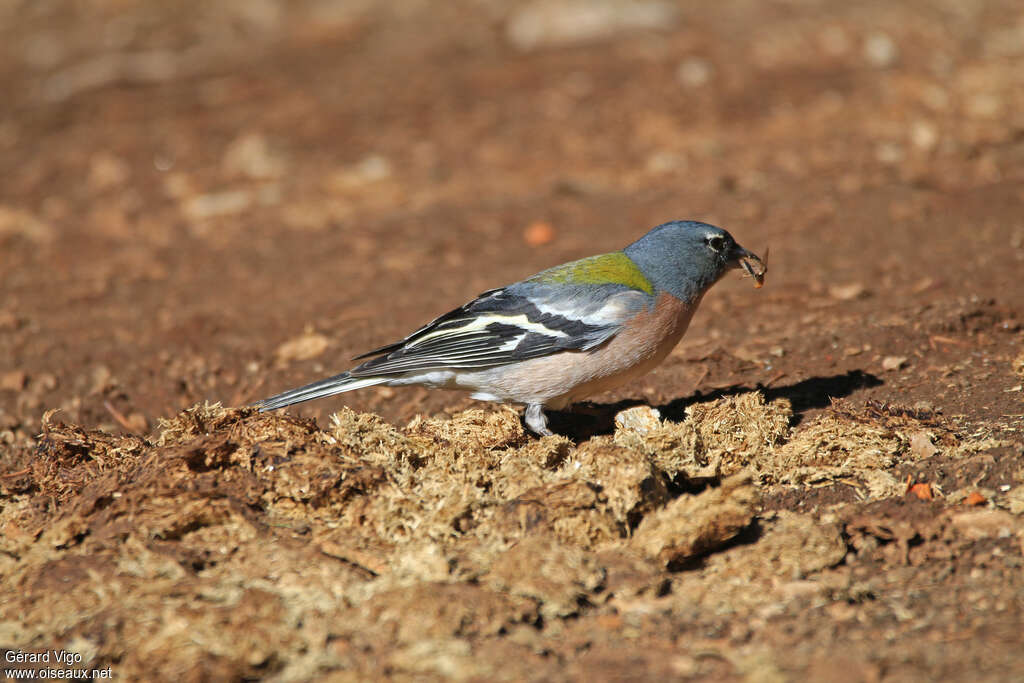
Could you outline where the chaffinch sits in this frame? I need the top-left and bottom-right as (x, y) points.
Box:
(257, 220), (765, 435)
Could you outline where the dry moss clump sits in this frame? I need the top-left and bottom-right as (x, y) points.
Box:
(631, 473), (757, 568)
(612, 393), (793, 479)
(766, 400), (959, 493)
(669, 509), (849, 616)
(0, 390), (995, 680)
(685, 392), (794, 474)
(322, 402), (680, 550)
(405, 407), (528, 450)
(610, 395), (965, 500)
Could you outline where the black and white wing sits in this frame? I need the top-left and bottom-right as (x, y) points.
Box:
(348, 281), (652, 377)
(255, 277), (655, 411)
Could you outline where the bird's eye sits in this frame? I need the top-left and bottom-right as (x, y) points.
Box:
(706, 235), (726, 252)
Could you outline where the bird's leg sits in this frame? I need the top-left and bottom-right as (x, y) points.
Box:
(524, 403), (554, 437)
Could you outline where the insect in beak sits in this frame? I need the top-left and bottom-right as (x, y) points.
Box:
(737, 246), (768, 288)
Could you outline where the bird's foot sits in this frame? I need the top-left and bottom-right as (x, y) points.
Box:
(524, 403), (554, 437)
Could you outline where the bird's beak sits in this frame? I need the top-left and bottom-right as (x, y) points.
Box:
(728, 243), (767, 288)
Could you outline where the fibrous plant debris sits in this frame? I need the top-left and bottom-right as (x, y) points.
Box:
(0, 392), (1020, 680)
(631, 472), (757, 568)
(613, 392), (792, 479)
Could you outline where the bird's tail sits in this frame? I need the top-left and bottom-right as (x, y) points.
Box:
(254, 372), (386, 412)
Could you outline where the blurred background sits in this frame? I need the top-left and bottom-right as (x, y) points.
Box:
(1, 0), (1022, 435)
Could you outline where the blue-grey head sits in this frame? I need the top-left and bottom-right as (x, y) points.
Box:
(624, 220), (764, 302)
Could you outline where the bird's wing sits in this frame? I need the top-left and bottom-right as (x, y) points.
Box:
(349, 282), (652, 377)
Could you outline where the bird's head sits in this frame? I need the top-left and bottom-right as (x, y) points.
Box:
(624, 220), (765, 301)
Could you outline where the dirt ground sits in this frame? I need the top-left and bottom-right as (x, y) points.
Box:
(2, 1), (1023, 680)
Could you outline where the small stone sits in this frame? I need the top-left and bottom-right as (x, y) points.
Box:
(909, 432), (938, 458)
(882, 356), (907, 371)
(670, 655), (700, 677)
(645, 151), (686, 174)
(326, 155), (392, 191)
(911, 277), (936, 294)
(614, 406), (662, 435)
(910, 120), (938, 151)
(0, 371), (27, 392)
(0, 206), (55, 243)
(506, 0), (678, 51)
(275, 332), (330, 365)
(676, 57), (712, 87)
(828, 282), (866, 301)
(223, 132), (285, 179)
(183, 189), (253, 220)
(864, 31), (898, 68)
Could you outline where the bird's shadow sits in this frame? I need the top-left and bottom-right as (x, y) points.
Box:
(546, 369), (883, 442)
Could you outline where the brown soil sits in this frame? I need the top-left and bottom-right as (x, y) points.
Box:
(2, 1), (1023, 681)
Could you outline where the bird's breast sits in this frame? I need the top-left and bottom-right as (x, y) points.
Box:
(591, 291), (700, 379)
(460, 292), (702, 407)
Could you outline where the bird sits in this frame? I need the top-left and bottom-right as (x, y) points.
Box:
(256, 220), (766, 436)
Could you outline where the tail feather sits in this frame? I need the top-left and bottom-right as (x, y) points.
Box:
(255, 372), (386, 412)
